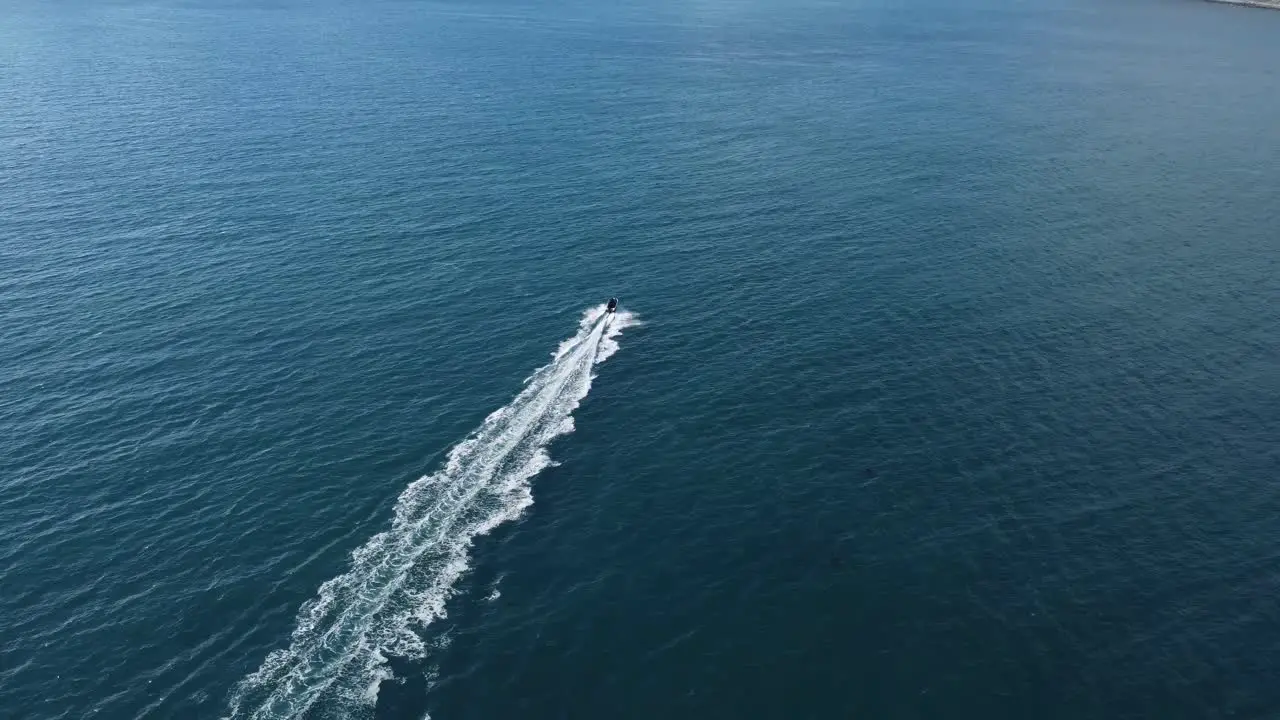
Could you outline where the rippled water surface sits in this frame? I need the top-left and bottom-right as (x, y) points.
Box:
(3, 0), (1279, 718)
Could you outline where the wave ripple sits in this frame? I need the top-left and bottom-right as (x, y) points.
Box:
(226, 305), (637, 719)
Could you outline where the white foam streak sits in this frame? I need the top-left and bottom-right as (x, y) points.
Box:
(226, 305), (636, 720)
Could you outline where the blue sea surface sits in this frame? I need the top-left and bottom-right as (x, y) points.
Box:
(3, 0), (1279, 718)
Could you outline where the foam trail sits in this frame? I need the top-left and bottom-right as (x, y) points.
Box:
(226, 305), (637, 720)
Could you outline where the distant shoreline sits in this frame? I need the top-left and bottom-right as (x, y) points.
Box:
(1206, 0), (1280, 9)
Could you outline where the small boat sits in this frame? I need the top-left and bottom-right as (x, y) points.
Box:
(606, 297), (618, 314)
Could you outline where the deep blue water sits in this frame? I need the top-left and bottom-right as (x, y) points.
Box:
(3, 0), (1280, 718)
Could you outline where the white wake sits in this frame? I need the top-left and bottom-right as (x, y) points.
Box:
(226, 305), (637, 719)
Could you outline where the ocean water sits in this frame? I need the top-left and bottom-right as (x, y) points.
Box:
(3, 0), (1279, 718)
